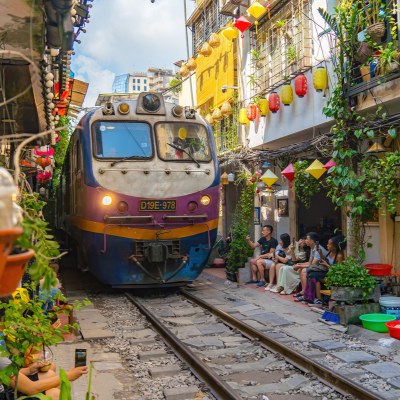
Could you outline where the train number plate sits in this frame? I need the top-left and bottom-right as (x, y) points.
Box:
(139, 199), (177, 212)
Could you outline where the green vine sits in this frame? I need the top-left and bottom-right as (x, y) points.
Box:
(293, 160), (321, 208)
(226, 175), (255, 272)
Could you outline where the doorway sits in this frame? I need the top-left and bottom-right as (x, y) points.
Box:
(297, 187), (342, 247)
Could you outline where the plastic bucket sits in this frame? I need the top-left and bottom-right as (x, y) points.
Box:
(379, 297), (400, 319)
(359, 313), (396, 333)
(385, 320), (400, 340)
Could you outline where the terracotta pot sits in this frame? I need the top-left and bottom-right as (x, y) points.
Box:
(0, 249), (34, 296)
(360, 65), (371, 82)
(0, 228), (23, 281)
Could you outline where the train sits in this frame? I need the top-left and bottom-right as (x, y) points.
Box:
(56, 92), (220, 287)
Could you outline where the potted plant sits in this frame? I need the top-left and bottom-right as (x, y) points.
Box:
(325, 257), (377, 304)
(251, 49), (265, 70)
(354, 41), (374, 64)
(376, 42), (400, 75)
(364, 0), (387, 42)
(360, 62), (372, 81)
(286, 44), (297, 67)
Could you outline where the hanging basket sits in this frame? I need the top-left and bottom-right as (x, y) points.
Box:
(367, 22), (386, 42)
(354, 42), (373, 64)
(0, 228), (23, 281)
(0, 249), (34, 296)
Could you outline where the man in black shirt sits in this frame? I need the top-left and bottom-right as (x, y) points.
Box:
(245, 225), (278, 287)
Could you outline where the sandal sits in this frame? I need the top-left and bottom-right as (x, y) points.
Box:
(294, 296), (305, 302)
(293, 293), (303, 298)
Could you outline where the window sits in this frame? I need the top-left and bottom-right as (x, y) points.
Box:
(93, 121), (152, 159)
(155, 123), (211, 162)
(138, 79), (141, 83)
(144, 86), (147, 91)
(144, 79), (147, 84)
(249, 0), (312, 95)
(133, 79), (136, 83)
(133, 85), (136, 91)
(137, 86), (140, 91)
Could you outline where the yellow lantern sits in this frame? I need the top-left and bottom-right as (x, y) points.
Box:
(306, 159), (326, 179)
(178, 128), (187, 139)
(261, 169), (279, 187)
(221, 172), (229, 185)
(205, 113), (214, 126)
(281, 84), (293, 106)
(221, 26), (239, 41)
(313, 66), (328, 92)
(179, 64), (189, 78)
(212, 107), (223, 121)
(199, 42), (212, 57)
(221, 101), (232, 117)
(239, 108), (250, 125)
(247, 1), (267, 34)
(257, 98), (269, 116)
(187, 58), (197, 71)
(209, 33), (221, 48)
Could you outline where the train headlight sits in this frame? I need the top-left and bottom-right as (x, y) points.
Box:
(118, 103), (130, 115)
(117, 201), (128, 213)
(142, 94), (161, 112)
(200, 195), (211, 206)
(102, 195), (112, 206)
(187, 201), (198, 212)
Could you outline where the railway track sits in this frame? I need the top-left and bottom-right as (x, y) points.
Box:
(125, 290), (386, 400)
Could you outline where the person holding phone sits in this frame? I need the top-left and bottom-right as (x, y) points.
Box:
(9, 346), (88, 400)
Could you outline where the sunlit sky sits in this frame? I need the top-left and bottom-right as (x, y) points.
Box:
(72, 0), (195, 107)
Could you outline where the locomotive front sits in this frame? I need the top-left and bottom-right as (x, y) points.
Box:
(68, 93), (220, 287)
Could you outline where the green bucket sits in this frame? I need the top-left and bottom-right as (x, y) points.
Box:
(359, 313), (396, 333)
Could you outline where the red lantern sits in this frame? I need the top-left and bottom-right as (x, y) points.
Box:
(36, 170), (52, 184)
(294, 74), (307, 97)
(234, 16), (252, 38)
(36, 156), (52, 168)
(269, 92), (280, 113)
(246, 104), (258, 121)
(281, 163), (295, 182)
(34, 146), (54, 157)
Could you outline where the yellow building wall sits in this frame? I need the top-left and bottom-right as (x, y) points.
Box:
(196, 37), (235, 113)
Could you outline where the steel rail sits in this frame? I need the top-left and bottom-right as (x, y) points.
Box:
(125, 293), (242, 400)
(181, 289), (384, 400)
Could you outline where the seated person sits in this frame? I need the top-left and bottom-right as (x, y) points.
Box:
(292, 232), (328, 302)
(10, 346), (87, 400)
(245, 225), (278, 287)
(265, 233), (292, 292)
(269, 237), (308, 295)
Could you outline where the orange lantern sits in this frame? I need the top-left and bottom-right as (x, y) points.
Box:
(36, 156), (52, 168)
(294, 74), (307, 97)
(246, 104), (258, 121)
(269, 92), (280, 113)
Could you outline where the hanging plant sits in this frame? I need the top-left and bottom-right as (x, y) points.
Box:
(293, 160), (321, 208)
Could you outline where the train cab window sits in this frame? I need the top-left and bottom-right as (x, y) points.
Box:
(155, 123), (211, 162)
(93, 121), (152, 159)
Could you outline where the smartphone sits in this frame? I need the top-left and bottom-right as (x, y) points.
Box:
(75, 349), (87, 368)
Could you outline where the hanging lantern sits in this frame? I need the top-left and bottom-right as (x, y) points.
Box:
(313, 66), (328, 92)
(179, 64), (189, 78)
(281, 163), (295, 182)
(187, 58), (197, 71)
(36, 156), (52, 169)
(212, 107), (223, 121)
(209, 33), (221, 48)
(34, 146), (54, 157)
(323, 159), (337, 170)
(221, 101), (232, 117)
(246, 104), (258, 121)
(269, 92), (280, 113)
(306, 159), (326, 180)
(234, 16), (252, 38)
(221, 172), (229, 185)
(261, 169), (279, 187)
(199, 42), (212, 57)
(294, 74), (307, 97)
(239, 108), (250, 125)
(228, 172), (235, 182)
(205, 113), (214, 126)
(257, 98), (269, 116)
(221, 26), (239, 41)
(247, 1), (267, 34)
(281, 84), (293, 106)
(36, 170), (52, 184)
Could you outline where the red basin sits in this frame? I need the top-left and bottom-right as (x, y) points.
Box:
(365, 263), (393, 276)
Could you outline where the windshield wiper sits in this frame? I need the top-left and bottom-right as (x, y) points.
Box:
(110, 155), (140, 167)
(167, 142), (200, 168)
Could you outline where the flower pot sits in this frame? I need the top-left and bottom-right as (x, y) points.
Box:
(360, 65), (371, 81)
(226, 271), (238, 282)
(367, 22), (386, 42)
(331, 284), (380, 305)
(355, 42), (373, 64)
(0, 249), (34, 296)
(0, 228), (23, 281)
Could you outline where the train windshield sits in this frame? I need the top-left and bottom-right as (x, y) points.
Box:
(155, 123), (211, 162)
(93, 121), (152, 159)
